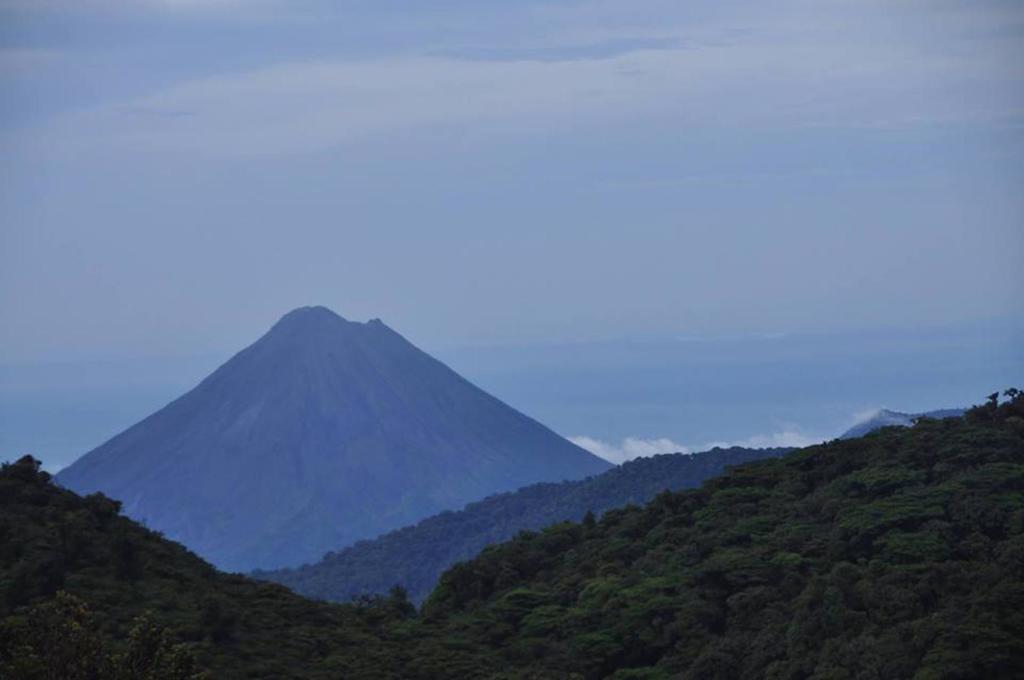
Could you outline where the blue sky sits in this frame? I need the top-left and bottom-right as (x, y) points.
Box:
(1, 0), (1022, 468)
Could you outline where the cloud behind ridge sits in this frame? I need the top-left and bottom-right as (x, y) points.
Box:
(572, 429), (821, 464)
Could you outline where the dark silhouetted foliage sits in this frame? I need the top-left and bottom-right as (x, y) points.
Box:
(0, 590), (203, 679)
(0, 455), (450, 678)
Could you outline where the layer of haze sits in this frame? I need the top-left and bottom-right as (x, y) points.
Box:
(2, 0), (1022, 470)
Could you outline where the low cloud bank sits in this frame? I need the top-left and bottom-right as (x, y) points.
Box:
(572, 430), (821, 465)
(569, 436), (691, 465)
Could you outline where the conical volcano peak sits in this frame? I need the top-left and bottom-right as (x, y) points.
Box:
(257, 306), (407, 367)
(261, 306), (354, 349)
(270, 306), (394, 335)
(273, 305), (347, 328)
(56, 310), (612, 571)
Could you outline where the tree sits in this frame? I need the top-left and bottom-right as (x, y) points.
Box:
(112, 613), (203, 680)
(0, 593), (204, 680)
(387, 586), (417, 619)
(0, 591), (104, 680)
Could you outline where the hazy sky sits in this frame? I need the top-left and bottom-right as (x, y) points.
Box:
(1, 1), (1022, 469)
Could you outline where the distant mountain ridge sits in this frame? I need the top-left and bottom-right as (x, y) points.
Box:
(56, 306), (611, 571)
(840, 407), (965, 439)
(255, 446), (792, 604)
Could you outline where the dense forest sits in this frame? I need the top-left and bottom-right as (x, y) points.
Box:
(0, 455), (422, 678)
(2, 391), (1022, 678)
(256, 446), (790, 604)
(419, 391), (1024, 678)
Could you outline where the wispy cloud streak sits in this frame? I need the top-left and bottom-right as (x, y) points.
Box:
(11, 0), (1023, 158)
(573, 429), (821, 464)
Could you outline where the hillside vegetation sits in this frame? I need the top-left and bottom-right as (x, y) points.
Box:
(257, 446), (790, 604)
(0, 456), (421, 678)
(419, 391), (1024, 678)
(3, 391), (1022, 678)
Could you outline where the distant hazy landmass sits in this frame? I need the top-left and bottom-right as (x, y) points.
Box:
(255, 446), (791, 604)
(56, 306), (610, 571)
(840, 408), (965, 440)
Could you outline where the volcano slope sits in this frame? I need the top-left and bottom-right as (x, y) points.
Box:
(56, 306), (610, 571)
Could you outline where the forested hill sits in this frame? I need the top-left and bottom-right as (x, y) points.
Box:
(416, 391), (1024, 678)
(3, 392), (1023, 679)
(256, 446), (791, 604)
(0, 455), (418, 679)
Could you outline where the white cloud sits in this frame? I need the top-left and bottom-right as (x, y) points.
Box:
(570, 436), (690, 465)
(573, 428), (823, 465)
(13, 1), (1022, 159)
(850, 408), (884, 426)
(23, 51), (689, 156)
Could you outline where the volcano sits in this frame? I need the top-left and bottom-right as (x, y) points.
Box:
(56, 306), (611, 571)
